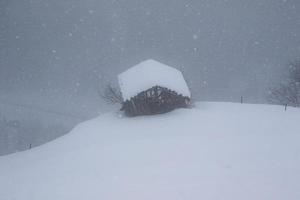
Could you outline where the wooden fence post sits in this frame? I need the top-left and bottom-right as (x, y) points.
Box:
(285, 104), (287, 111)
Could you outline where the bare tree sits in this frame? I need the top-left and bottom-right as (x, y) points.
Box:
(267, 60), (300, 107)
(268, 82), (300, 107)
(98, 84), (123, 104)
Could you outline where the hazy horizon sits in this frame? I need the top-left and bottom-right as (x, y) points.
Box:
(1, 0), (299, 115)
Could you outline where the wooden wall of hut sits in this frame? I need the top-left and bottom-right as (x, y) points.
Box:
(121, 86), (190, 116)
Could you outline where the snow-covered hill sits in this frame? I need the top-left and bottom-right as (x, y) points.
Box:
(0, 102), (300, 200)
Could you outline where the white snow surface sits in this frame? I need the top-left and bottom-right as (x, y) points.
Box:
(118, 59), (191, 101)
(1, 102), (300, 200)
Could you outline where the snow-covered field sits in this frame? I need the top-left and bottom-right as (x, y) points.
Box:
(0, 102), (299, 200)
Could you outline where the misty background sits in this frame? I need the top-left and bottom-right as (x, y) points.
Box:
(0, 0), (299, 155)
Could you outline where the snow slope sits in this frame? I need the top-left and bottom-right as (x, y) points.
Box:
(0, 102), (300, 200)
(118, 59), (191, 101)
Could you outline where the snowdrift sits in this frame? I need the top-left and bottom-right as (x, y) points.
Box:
(0, 102), (300, 200)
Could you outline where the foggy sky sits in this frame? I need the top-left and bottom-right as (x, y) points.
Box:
(0, 0), (299, 115)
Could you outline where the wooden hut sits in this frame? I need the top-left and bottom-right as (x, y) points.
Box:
(118, 59), (191, 116)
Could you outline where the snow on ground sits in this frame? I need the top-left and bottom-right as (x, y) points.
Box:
(0, 102), (300, 200)
(118, 59), (191, 100)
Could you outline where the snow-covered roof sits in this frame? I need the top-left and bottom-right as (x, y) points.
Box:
(118, 59), (191, 101)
